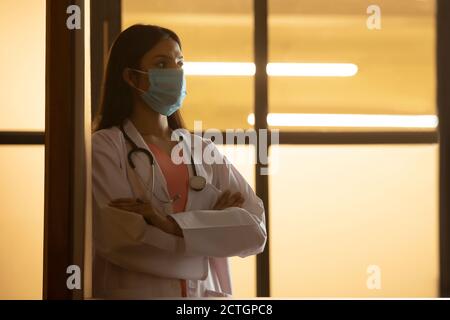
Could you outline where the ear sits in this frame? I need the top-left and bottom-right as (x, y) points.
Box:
(122, 68), (135, 88)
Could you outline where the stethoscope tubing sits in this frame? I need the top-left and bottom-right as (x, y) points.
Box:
(119, 124), (206, 200)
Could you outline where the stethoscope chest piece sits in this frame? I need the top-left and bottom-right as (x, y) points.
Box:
(190, 176), (207, 192)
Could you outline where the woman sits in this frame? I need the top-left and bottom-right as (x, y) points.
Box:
(92, 24), (266, 299)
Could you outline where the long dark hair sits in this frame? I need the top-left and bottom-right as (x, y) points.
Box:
(93, 24), (185, 132)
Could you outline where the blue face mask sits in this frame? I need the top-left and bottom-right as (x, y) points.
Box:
(130, 68), (187, 117)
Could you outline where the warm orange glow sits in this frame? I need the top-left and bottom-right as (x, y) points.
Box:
(0, 0), (46, 131)
(270, 145), (439, 297)
(0, 146), (45, 299)
(0, 0), (46, 300)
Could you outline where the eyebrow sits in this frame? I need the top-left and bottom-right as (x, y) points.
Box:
(152, 54), (184, 60)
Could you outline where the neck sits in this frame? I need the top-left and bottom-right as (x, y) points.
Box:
(129, 101), (171, 139)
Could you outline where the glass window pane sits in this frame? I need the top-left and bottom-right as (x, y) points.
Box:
(216, 145), (256, 298)
(0, 0), (46, 131)
(269, 144), (438, 297)
(0, 146), (45, 299)
(122, 0), (254, 131)
(268, 0), (436, 132)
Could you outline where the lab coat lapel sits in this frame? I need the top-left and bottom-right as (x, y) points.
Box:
(178, 130), (216, 212)
(178, 130), (213, 184)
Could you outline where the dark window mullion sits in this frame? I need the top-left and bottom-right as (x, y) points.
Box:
(254, 0), (270, 298)
(0, 132), (45, 145)
(438, 0), (450, 298)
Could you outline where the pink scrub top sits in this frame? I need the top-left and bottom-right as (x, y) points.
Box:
(147, 143), (189, 213)
(147, 143), (189, 297)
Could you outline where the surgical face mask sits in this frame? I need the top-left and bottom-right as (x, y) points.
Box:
(130, 68), (187, 117)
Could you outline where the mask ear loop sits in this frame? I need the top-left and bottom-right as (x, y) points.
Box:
(125, 67), (148, 95)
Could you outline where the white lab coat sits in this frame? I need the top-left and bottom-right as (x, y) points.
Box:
(91, 118), (267, 299)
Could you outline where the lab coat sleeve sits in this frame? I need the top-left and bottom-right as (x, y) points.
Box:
(169, 141), (267, 258)
(92, 132), (195, 276)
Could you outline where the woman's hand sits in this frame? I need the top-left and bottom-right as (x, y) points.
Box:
(212, 190), (245, 210)
(109, 198), (156, 225)
(109, 198), (183, 237)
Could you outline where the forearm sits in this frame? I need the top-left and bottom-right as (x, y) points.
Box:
(168, 207), (267, 258)
(148, 212), (184, 238)
(108, 198), (184, 237)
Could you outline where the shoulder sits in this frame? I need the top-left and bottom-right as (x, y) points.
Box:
(92, 126), (121, 142)
(92, 126), (123, 154)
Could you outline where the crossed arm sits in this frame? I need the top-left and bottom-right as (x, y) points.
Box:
(109, 190), (245, 237)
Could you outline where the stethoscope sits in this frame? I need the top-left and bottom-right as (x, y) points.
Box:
(120, 124), (207, 204)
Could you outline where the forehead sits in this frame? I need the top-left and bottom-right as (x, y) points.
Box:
(141, 37), (182, 61)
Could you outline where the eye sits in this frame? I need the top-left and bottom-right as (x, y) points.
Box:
(156, 61), (167, 69)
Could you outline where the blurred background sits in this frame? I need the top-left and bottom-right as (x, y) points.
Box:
(0, 0), (439, 299)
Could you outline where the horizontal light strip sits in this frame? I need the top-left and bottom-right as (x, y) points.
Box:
(247, 113), (438, 128)
(183, 62), (358, 77)
(267, 63), (358, 77)
(184, 62), (256, 76)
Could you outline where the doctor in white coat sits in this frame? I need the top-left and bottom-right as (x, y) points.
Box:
(91, 24), (267, 299)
